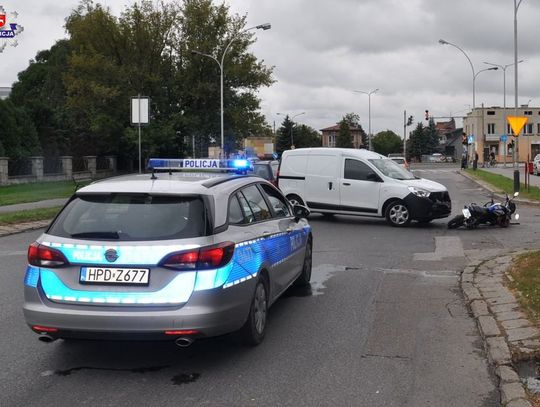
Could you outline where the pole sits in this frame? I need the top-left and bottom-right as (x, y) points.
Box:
(138, 93), (141, 174)
(514, 0), (522, 167)
(403, 110), (406, 156)
(503, 67), (507, 167)
(220, 63), (224, 158)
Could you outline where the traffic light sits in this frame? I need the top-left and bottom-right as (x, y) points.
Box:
(425, 110), (429, 121)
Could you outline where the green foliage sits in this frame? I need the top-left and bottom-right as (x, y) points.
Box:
(406, 119), (440, 161)
(294, 124), (321, 148)
(276, 116), (293, 154)
(6, 0), (273, 160)
(0, 180), (90, 205)
(373, 130), (402, 156)
(0, 99), (41, 158)
(336, 115), (353, 148)
(0, 206), (63, 226)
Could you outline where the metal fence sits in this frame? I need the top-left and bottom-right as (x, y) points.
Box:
(8, 158), (32, 177)
(43, 157), (63, 175)
(72, 157), (88, 173)
(96, 157), (111, 171)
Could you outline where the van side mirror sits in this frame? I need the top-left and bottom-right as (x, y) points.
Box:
(366, 172), (382, 182)
(293, 204), (310, 221)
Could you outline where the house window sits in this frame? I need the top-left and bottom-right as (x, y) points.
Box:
(537, 123), (540, 134)
(328, 134), (336, 147)
(507, 124), (512, 135)
(487, 123), (495, 134)
(525, 123), (533, 134)
(524, 111), (533, 115)
(487, 111), (495, 115)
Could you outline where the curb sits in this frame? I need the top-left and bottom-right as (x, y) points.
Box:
(0, 219), (52, 237)
(457, 170), (540, 207)
(461, 253), (540, 407)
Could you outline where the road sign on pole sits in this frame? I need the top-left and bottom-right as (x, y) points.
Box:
(131, 96), (150, 174)
(507, 116), (527, 137)
(500, 135), (508, 142)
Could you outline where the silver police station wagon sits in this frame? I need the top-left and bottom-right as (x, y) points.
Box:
(23, 159), (312, 347)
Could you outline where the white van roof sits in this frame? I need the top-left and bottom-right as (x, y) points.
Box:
(283, 147), (385, 159)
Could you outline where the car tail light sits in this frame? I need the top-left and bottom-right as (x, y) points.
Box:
(28, 242), (68, 267)
(164, 329), (199, 335)
(160, 242), (235, 271)
(32, 325), (59, 333)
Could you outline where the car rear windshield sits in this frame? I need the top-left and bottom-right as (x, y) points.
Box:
(392, 158), (405, 164)
(47, 194), (207, 241)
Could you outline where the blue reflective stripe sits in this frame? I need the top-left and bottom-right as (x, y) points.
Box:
(40, 268), (196, 305)
(24, 266), (40, 287)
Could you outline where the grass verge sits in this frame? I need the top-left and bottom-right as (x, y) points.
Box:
(465, 169), (540, 201)
(509, 251), (540, 319)
(0, 180), (87, 206)
(0, 207), (61, 226)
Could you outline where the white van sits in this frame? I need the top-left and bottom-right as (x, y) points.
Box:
(277, 148), (451, 226)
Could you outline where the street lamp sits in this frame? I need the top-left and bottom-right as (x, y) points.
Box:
(277, 112), (305, 148)
(191, 23), (271, 157)
(353, 88), (379, 150)
(484, 60), (524, 167)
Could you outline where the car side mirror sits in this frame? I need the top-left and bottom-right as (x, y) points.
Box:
(293, 204), (310, 221)
(366, 172), (381, 182)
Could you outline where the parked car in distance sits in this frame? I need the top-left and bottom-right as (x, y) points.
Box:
(248, 160), (280, 186)
(389, 156), (409, 171)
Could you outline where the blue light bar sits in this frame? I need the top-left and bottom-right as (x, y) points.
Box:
(147, 158), (252, 173)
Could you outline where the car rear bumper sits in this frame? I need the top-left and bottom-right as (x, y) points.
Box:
(23, 280), (255, 340)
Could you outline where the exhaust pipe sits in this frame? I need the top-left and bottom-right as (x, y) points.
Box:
(175, 337), (194, 347)
(38, 334), (57, 343)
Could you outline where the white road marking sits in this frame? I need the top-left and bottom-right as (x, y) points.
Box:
(414, 236), (465, 261)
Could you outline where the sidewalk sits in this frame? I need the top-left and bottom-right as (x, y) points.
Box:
(0, 198), (68, 214)
(479, 165), (540, 188)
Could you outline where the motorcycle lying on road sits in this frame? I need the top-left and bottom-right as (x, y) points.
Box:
(447, 192), (520, 229)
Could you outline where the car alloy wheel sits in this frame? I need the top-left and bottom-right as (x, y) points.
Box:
(387, 202), (410, 226)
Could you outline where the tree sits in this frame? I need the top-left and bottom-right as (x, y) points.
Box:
(407, 122), (425, 161)
(336, 114), (355, 148)
(276, 116), (294, 154)
(372, 130), (402, 156)
(424, 118), (440, 152)
(294, 124), (321, 148)
(0, 99), (41, 158)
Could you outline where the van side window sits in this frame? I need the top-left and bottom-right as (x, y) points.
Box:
(344, 159), (373, 181)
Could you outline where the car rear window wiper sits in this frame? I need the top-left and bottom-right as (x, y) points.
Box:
(70, 231), (120, 239)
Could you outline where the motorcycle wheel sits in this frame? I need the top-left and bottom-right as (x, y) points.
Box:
(497, 216), (510, 228)
(447, 214), (465, 229)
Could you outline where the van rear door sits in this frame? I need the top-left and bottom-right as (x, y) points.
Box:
(304, 153), (340, 211)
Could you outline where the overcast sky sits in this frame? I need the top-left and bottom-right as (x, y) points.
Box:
(1, 0), (540, 137)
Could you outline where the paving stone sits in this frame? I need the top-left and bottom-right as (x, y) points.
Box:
(497, 311), (527, 321)
(501, 319), (532, 330)
(496, 256), (513, 264)
(477, 282), (505, 290)
(470, 300), (490, 317)
(491, 302), (520, 314)
(507, 327), (539, 342)
(462, 284), (482, 301)
(520, 339), (540, 349)
(487, 295), (518, 306)
(486, 336), (512, 365)
(478, 315), (501, 337)
(496, 365), (521, 384)
(482, 290), (513, 300)
(501, 382), (528, 404)
(506, 399), (533, 407)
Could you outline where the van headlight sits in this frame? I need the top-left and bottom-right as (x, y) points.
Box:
(407, 186), (431, 198)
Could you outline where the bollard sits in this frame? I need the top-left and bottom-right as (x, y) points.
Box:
(513, 170), (520, 193)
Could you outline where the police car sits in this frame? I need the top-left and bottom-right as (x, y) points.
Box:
(23, 159), (312, 347)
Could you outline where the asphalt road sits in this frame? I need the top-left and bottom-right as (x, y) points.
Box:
(1, 165), (539, 407)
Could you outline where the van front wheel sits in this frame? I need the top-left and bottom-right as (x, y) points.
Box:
(287, 194), (305, 207)
(385, 201), (411, 227)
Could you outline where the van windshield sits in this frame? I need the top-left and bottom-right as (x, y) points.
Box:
(368, 159), (415, 180)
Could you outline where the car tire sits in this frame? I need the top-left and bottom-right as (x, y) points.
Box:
(447, 214), (465, 229)
(385, 201), (411, 227)
(287, 194), (305, 207)
(294, 237), (312, 287)
(240, 277), (268, 346)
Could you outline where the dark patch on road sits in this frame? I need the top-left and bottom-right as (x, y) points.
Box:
(54, 364), (169, 376)
(361, 353), (411, 361)
(283, 284), (313, 297)
(171, 372), (201, 385)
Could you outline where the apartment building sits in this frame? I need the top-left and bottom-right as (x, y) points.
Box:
(321, 124), (364, 149)
(463, 106), (540, 163)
